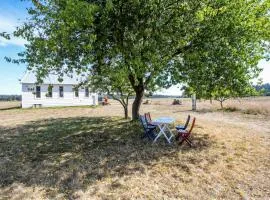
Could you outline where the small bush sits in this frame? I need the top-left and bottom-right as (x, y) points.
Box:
(172, 99), (182, 105)
(143, 99), (151, 104)
(224, 106), (239, 112)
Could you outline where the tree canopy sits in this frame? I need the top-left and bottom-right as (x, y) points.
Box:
(2, 0), (270, 119)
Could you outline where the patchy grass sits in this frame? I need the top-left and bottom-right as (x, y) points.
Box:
(0, 117), (211, 199)
(0, 97), (270, 199)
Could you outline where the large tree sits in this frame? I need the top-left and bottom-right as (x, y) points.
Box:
(2, 0), (270, 119)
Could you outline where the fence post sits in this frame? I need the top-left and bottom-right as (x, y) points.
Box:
(192, 93), (196, 111)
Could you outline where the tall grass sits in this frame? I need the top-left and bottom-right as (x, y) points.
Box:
(226, 97), (270, 115)
(195, 97), (270, 115)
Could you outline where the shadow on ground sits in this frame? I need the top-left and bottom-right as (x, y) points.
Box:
(0, 106), (21, 111)
(0, 117), (212, 198)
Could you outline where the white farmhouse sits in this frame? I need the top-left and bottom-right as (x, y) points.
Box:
(21, 71), (98, 108)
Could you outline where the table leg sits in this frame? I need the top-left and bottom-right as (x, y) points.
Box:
(153, 124), (171, 143)
(162, 124), (174, 143)
(161, 124), (170, 143)
(153, 124), (163, 143)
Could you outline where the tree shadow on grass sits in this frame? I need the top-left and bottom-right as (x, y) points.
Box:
(0, 117), (213, 198)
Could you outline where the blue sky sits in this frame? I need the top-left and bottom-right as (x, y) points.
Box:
(0, 0), (269, 95)
(0, 0), (30, 95)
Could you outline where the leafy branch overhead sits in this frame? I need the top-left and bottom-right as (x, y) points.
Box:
(1, 0), (269, 119)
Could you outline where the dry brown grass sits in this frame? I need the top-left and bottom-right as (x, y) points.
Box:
(0, 101), (21, 110)
(194, 97), (270, 115)
(0, 97), (270, 199)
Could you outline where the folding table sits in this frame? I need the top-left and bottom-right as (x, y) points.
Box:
(152, 117), (175, 143)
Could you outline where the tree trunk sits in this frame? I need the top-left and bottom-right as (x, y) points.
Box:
(220, 101), (223, 109)
(111, 96), (129, 119)
(132, 89), (144, 120)
(128, 75), (145, 120)
(124, 105), (128, 119)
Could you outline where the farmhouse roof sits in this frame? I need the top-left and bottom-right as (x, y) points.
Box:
(21, 71), (87, 85)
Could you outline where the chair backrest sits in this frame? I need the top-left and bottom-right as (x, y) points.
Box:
(188, 117), (196, 134)
(139, 115), (148, 130)
(184, 115), (191, 129)
(145, 112), (152, 124)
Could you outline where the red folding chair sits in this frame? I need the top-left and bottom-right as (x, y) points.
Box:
(176, 117), (196, 147)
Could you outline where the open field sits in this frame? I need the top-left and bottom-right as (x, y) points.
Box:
(0, 101), (21, 110)
(0, 97), (270, 199)
(192, 96), (270, 115)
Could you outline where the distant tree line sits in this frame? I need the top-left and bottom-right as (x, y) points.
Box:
(0, 95), (21, 101)
(254, 83), (270, 96)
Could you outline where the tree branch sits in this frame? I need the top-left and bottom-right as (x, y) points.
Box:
(144, 74), (152, 86)
(32, 0), (45, 9)
(172, 42), (193, 57)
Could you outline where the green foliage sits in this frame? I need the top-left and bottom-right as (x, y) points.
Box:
(1, 0), (270, 118)
(183, 82), (258, 108)
(45, 84), (53, 98)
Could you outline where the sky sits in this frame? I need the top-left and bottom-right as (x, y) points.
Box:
(0, 0), (269, 95)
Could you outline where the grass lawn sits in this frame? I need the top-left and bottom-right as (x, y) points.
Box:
(0, 98), (270, 199)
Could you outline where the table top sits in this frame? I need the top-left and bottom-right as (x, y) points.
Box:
(152, 117), (175, 124)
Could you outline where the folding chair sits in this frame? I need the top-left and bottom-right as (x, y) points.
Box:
(139, 115), (157, 140)
(145, 112), (153, 125)
(175, 115), (190, 130)
(176, 117), (196, 147)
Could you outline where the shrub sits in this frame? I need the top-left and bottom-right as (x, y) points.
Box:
(143, 99), (151, 104)
(172, 99), (182, 105)
(224, 106), (239, 112)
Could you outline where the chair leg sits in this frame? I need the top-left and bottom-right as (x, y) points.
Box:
(175, 134), (180, 141)
(186, 137), (192, 143)
(185, 138), (193, 147)
(142, 132), (152, 140)
(141, 133), (147, 139)
(178, 136), (193, 147)
(179, 138), (185, 145)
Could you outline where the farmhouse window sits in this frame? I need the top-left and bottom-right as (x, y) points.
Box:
(85, 88), (89, 97)
(36, 86), (41, 98)
(59, 86), (64, 97)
